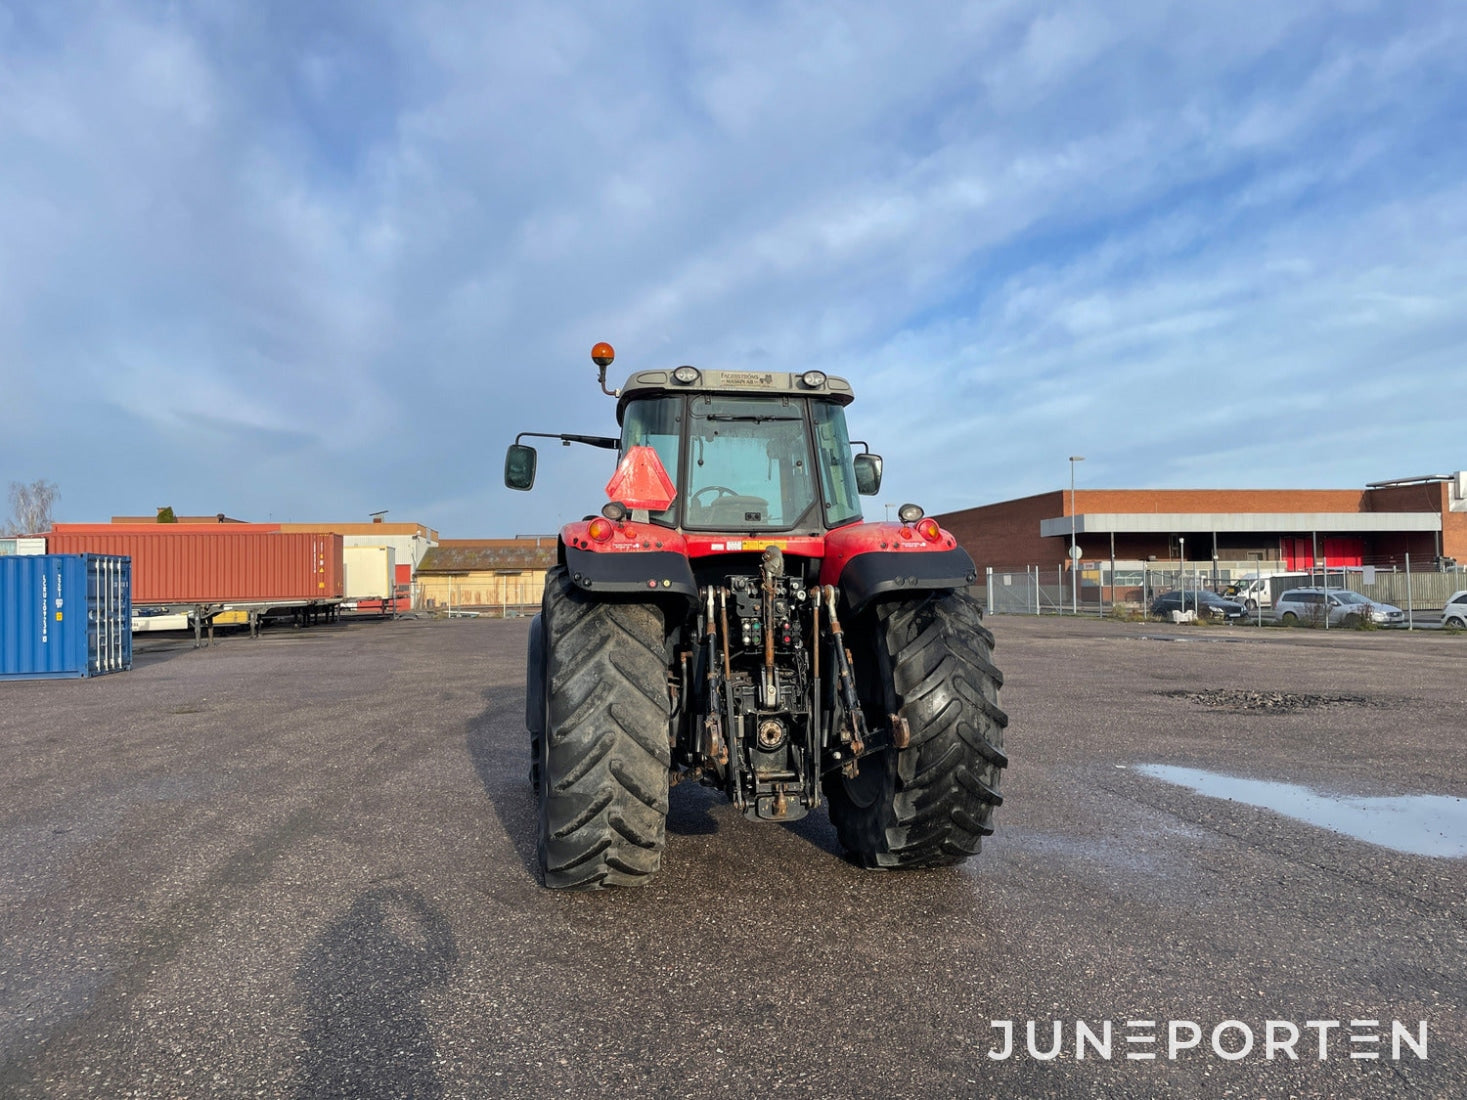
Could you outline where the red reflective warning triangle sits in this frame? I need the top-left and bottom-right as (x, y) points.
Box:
(604, 445), (677, 512)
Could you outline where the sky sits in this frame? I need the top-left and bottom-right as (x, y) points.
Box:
(2, 1), (1465, 538)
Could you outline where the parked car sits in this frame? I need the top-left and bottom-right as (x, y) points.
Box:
(1150, 589), (1248, 621)
(1332, 591), (1405, 625)
(1442, 590), (1467, 629)
(1274, 588), (1405, 627)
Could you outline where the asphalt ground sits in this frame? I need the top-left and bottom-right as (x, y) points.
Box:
(1, 614), (1463, 1099)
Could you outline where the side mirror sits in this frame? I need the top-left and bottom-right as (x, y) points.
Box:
(504, 444), (538, 491)
(853, 453), (883, 496)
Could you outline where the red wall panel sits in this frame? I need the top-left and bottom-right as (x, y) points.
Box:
(1323, 537), (1365, 567)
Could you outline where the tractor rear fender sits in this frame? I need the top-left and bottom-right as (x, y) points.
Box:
(559, 520), (698, 604)
(525, 611), (545, 736)
(818, 521), (977, 615)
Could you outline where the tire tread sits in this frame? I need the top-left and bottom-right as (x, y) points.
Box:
(825, 589), (1008, 869)
(538, 566), (671, 889)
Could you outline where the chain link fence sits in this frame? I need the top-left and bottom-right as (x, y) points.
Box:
(415, 572), (546, 618)
(978, 556), (1466, 628)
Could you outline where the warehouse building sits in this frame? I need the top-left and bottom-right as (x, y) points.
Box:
(413, 537), (556, 615)
(936, 472), (1467, 576)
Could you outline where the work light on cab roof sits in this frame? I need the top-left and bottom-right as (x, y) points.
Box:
(501, 339), (1007, 892)
(592, 342), (617, 396)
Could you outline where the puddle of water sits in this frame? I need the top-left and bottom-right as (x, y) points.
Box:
(1136, 765), (1467, 858)
(1137, 634), (1246, 644)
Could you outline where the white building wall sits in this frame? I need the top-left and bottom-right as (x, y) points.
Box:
(341, 534), (434, 570)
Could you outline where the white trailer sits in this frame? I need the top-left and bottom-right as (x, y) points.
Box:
(343, 545), (397, 610)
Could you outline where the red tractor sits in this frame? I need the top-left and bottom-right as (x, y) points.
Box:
(504, 344), (1008, 888)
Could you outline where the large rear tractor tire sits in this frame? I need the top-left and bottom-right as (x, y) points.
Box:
(537, 566), (671, 889)
(825, 590), (1009, 869)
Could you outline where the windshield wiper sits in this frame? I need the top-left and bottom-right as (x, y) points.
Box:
(701, 414), (803, 423)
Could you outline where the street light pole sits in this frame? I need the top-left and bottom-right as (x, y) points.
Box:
(1179, 536), (1186, 614)
(1069, 456), (1084, 614)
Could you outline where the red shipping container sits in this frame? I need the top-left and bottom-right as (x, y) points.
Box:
(49, 523), (284, 534)
(40, 531), (344, 605)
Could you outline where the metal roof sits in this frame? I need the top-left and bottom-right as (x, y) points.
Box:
(615, 368), (854, 420)
(1365, 475), (1453, 488)
(1039, 512), (1443, 537)
(110, 514), (250, 524)
(416, 543), (555, 574)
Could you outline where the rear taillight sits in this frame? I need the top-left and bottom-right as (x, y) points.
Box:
(587, 518), (615, 542)
(916, 518), (942, 542)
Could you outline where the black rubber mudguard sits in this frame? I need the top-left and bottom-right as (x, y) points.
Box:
(838, 546), (978, 614)
(525, 612), (545, 735)
(563, 545), (698, 602)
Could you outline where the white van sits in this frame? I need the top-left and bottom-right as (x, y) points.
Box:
(1225, 575), (1278, 611)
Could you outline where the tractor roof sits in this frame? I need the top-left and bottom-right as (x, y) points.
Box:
(615, 368), (854, 422)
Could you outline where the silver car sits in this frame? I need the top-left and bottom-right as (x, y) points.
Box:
(1442, 590), (1467, 629)
(1274, 588), (1405, 627)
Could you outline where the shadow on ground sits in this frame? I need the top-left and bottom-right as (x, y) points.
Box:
(295, 887), (458, 1099)
(465, 690), (540, 882)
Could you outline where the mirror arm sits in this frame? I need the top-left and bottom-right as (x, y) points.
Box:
(514, 431), (619, 451)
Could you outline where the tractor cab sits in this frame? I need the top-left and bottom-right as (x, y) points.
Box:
(505, 354), (883, 535)
(619, 390), (861, 534)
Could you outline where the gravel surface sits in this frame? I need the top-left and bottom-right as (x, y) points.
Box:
(1156, 688), (1389, 712)
(1, 614), (1463, 1098)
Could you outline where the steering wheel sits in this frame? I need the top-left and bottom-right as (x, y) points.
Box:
(692, 485), (739, 506)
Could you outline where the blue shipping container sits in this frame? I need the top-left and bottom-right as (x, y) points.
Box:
(0, 554), (132, 680)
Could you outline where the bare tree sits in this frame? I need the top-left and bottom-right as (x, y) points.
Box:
(6, 479), (59, 535)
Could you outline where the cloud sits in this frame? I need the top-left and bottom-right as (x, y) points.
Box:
(1, 1), (1464, 536)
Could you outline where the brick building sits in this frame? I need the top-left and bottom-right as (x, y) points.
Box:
(936, 472), (1467, 574)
